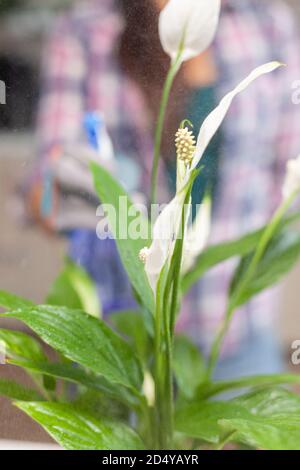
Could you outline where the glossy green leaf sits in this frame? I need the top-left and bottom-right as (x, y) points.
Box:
(221, 388), (300, 450)
(0, 378), (43, 401)
(47, 259), (101, 318)
(15, 401), (145, 450)
(2, 305), (143, 391)
(176, 387), (300, 449)
(0, 290), (33, 311)
(91, 162), (154, 314)
(173, 335), (206, 400)
(10, 359), (138, 408)
(230, 231), (300, 308)
(182, 211), (300, 294)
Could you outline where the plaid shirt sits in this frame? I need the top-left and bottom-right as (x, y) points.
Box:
(36, 0), (300, 355)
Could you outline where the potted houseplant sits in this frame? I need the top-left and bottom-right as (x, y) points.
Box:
(1, 0), (300, 450)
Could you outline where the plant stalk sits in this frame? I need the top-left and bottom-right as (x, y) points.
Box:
(206, 191), (298, 380)
(159, 181), (195, 448)
(153, 271), (165, 448)
(150, 53), (183, 205)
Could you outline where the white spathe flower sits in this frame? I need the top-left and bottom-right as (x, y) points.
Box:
(177, 61), (283, 191)
(142, 190), (209, 292)
(159, 0), (221, 63)
(182, 195), (211, 273)
(282, 155), (300, 201)
(143, 62), (283, 293)
(144, 190), (187, 292)
(193, 62), (282, 170)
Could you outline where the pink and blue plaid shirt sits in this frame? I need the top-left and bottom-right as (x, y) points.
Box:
(36, 0), (300, 355)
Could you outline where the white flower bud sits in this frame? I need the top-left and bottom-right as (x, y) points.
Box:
(159, 0), (221, 63)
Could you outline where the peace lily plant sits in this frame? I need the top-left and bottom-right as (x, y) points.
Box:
(2, 0), (300, 451)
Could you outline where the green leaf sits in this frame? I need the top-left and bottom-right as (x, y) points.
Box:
(0, 329), (52, 391)
(176, 388), (300, 449)
(0, 290), (34, 311)
(2, 305), (143, 392)
(230, 231), (300, 307)
(47, 259), (101, 318)
(0, 328), (47, 362)
(173, 335), (206, 400)
(221, 388), (300, 450)
(199, 373), (300, 399)
(10, 359), (138, 408)
(182, 229), (266, 294)
(110, 310), (150, 362)
(182, 211), (300, 294)
(15, 401), (145, 450)
(175, 401), (251, 444)
(0, 378), (43, 401)
(91, 162), (154, 314)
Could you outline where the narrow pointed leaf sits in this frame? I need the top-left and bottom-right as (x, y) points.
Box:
(230, 230), (300, 307)
(91, 162), (154, 314)
(0, 378), (43, 401)
(10, 359), (138, 408)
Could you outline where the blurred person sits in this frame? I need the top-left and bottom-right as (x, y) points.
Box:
(29, 0), (300, 379)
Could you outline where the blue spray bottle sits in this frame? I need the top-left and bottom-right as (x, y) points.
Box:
(68, 112), (136, 314)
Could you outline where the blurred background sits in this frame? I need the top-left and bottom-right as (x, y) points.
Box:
(0, 0), (300, 444)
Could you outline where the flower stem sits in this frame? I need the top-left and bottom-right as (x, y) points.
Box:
(150, 53), (182, 205)
(163, 319), (174, 448)
(159, 181), (195, 448)
(154, 271), (164, 448)
(169, 190), (192, 334)
(206, 192), (298, 380)
(206, 308), (232, 381)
